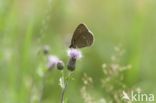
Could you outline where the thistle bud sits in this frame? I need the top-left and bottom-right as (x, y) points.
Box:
(57, 61), (64, 70)
(67, 57), (76, 71)
(43, 45), (50, 55)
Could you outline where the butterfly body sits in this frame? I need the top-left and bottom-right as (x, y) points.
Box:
(70, 23), (94, 48)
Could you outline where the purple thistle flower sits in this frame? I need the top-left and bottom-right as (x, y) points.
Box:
(47, 55), (60, 70)
(67, 48), (82, 71)
(67, 48), (82, 59)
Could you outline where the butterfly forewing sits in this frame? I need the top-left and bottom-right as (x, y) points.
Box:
(70, 23), (94, 48)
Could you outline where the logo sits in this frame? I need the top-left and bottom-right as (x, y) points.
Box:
(121, 91), (155, 102)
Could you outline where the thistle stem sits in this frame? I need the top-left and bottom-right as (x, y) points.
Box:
(60, 71), (72, 103)
(60, 81), (67, 103)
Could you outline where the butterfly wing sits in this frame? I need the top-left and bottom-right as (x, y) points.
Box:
(76, 30), (93, 48)
(70, 24), (94, 48)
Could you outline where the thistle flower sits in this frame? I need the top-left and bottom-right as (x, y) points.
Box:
(47, 55), (64, 70)
(47, 55), (59, 69)
(67, 48), (82, 71)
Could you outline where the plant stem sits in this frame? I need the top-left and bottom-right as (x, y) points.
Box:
(60, 81), (67, 103)
(60, 72), (72, 103)
(39, 73), (46, 103)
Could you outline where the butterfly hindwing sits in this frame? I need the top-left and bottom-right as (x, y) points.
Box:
(76, 29), (93, 48)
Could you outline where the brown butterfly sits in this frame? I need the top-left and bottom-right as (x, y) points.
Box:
(69, 23), (94, 48)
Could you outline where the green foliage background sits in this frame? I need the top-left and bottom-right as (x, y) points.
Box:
(0, 0), (156, 103)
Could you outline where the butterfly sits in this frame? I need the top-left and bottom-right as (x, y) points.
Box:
(69, 23), (94, 48)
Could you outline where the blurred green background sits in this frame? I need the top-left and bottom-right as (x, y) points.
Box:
(0, 0), (156, 103)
